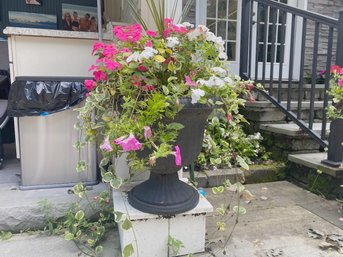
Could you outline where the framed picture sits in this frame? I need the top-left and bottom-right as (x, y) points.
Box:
(25, 0), (42, 5)
(9, 11), (57, 30)
(62, 4), (98, 32)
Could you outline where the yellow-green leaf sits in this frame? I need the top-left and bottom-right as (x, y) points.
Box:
(154, 55), (166, 63)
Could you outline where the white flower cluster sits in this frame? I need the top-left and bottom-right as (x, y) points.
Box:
(191, 89), (205, 104)
(166, 37), (180, 48)
(126, 47), (158, 63)
(197, 76), (225, 88)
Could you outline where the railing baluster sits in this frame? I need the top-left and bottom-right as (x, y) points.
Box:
(269, 7), (277, 93)
(287, 14), (296, 111)
(297, 17), (307, 119)
(309, 22), (320, 130)
(277, 10), (286, 102)
(248, 0), (254, 78)
(321, 27), (333, 140)
(262, 4), (269, 89)
(255, 3), (262, 81)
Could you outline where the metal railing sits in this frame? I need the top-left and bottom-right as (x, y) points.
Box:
(240, 0), (343, 167)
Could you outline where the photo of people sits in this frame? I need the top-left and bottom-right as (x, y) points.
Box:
(25, 0), (42, 5)
(62, 4), (98, 32)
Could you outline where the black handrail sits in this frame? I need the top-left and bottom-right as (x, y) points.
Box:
(240, 0), (343, 167)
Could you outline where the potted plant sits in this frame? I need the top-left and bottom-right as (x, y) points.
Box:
(77, 0), (252, 215)
(322, 65), (343, 167)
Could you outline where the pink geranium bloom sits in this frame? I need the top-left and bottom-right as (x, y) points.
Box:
(185, 75), (197, 87)
(84, 80), (97, 91)
(138, 64), (148, 72)
(103, 44), (118, 58)
(93, 70), (108, 81)
(113, 24), (142, 43)
(114, 134), (142, 152)
(104, 59), (121, 71)
(88, 65), (99, 71)
(319, 69), (326, 76)
(163, 28), (172, 38)
(340, 68), (343, 75)
(338, 78), (343, 87)
(146, 30), (157, 37)
(174, 145), (182, 166)
(330, 65), (341, 74)
(120, 47), (131, 53)
(226, 113), (232, 122)
(144, 126), (152, 139)
(100, 137), (113, 152)
(92, 41), (105, 55)
(145, 40), (153, 47)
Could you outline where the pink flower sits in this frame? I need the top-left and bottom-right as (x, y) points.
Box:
(92, 41), (105, 55)
(113, 24), (142, 43)
(142, 85), (155, 91)
(340, 68), (343, 75)
(173, 145), (182, 166)
(247, 83), (254, 91)
(114, 134), (142, 152)
(146, 30), (157, 37)
(144, 126), (152, 139)
(226, 114), (232, 122)
(163, 28), (172, 38)
(145, 40), (153, 47)
(338, 78), (343, 87)
(100, 137), (113, 152)
(164, 18), (173, 26)
(104, 59), (121, 71)
(330, 65), (341, 74)
(93, 70), (108, 81)
(120, 47), (131, 53)
(137, 64), (148, 72)
(103, 44), (118, 58)
(88, 65), (99, 71)
(184, 75), (197, 87)
(319, 70), (326, 76)
(84, 80), (97, 91)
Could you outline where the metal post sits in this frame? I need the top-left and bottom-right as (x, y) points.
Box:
(322, 10), (343, 168)
(97, 0), (103, 42)
(239, 0), (251, 79)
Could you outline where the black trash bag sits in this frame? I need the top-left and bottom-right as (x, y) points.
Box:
(7, 77), (89, 117)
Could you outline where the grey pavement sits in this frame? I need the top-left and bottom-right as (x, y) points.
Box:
(1, 181), (343, 257)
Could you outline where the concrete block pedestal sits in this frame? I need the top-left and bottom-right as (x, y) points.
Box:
(112, 183), (213, 257)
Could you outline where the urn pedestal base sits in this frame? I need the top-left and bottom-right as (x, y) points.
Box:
(113, 182), (213, 257)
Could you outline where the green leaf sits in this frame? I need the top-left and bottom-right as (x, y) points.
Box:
(110, 177), (123, 189)
(154, 55), (166, 63)
(0, 231), (12, 241)
(95, 245), (103, 253)
(233, 206), (246, 215)
(212, 186), (224, 194)
(122, 243), (134, 257)
(75, 210), (85, 221)
(114, 211), (124, 222)
(167, 122), (185, 130)
(76, 160), (87, 173)
(102, 171), (114, 183)
(64, 232), (74, 241)
(162, 85), (170, 95)
(236, 155), (249, 170)
(121, 218), (132, 230)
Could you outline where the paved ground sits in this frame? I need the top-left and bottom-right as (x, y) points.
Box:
(0, 181), (343, 257)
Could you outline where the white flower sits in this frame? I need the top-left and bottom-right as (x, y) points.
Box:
(191, 89), (205, 104)
(198, 25), (209, 33)
(211, 67), (227, 76)
(218, 52), (227, 60)
(181, 22), (194, 28)
(207, 76), (225, 88)
(126, 51), (141, 63)
(187, 25), (209, 40)
(166, 37), (180, 48)
(224, 77), (234, 84)
(196, 79), (207, 86)
(140, 47), (158, 60)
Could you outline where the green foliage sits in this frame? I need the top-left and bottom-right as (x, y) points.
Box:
(37, 199), (57, 235)
(168, 235), (184, 256)
(0, 231), (12, 241)
(327, 66), (343, 120)
(196, 117), (268, 169)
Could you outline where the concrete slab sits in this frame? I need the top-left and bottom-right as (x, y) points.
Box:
(1, 181), (343, 257)
(260, 122), (330, 137)
(288, 152), (343, 177)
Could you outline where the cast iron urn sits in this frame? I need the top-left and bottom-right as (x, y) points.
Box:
(128, 98), (212, 215)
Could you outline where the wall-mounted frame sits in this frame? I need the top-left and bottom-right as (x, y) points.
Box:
(9, 11), (57, 29)
(62, 4), (98, 32)
(25, 0), (42, 6)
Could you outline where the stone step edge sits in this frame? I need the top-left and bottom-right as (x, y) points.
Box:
(259, 123), (330, 137)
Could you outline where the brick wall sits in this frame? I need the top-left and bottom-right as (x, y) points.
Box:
(304, 0), (343, 75)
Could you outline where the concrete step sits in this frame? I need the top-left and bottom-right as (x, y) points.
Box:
(243, 101), (327, 122)
(252, 83), (326, 101)
(256, 122), (330, 161)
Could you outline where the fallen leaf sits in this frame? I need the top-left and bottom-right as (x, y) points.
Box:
(260, 196), (268, 201)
